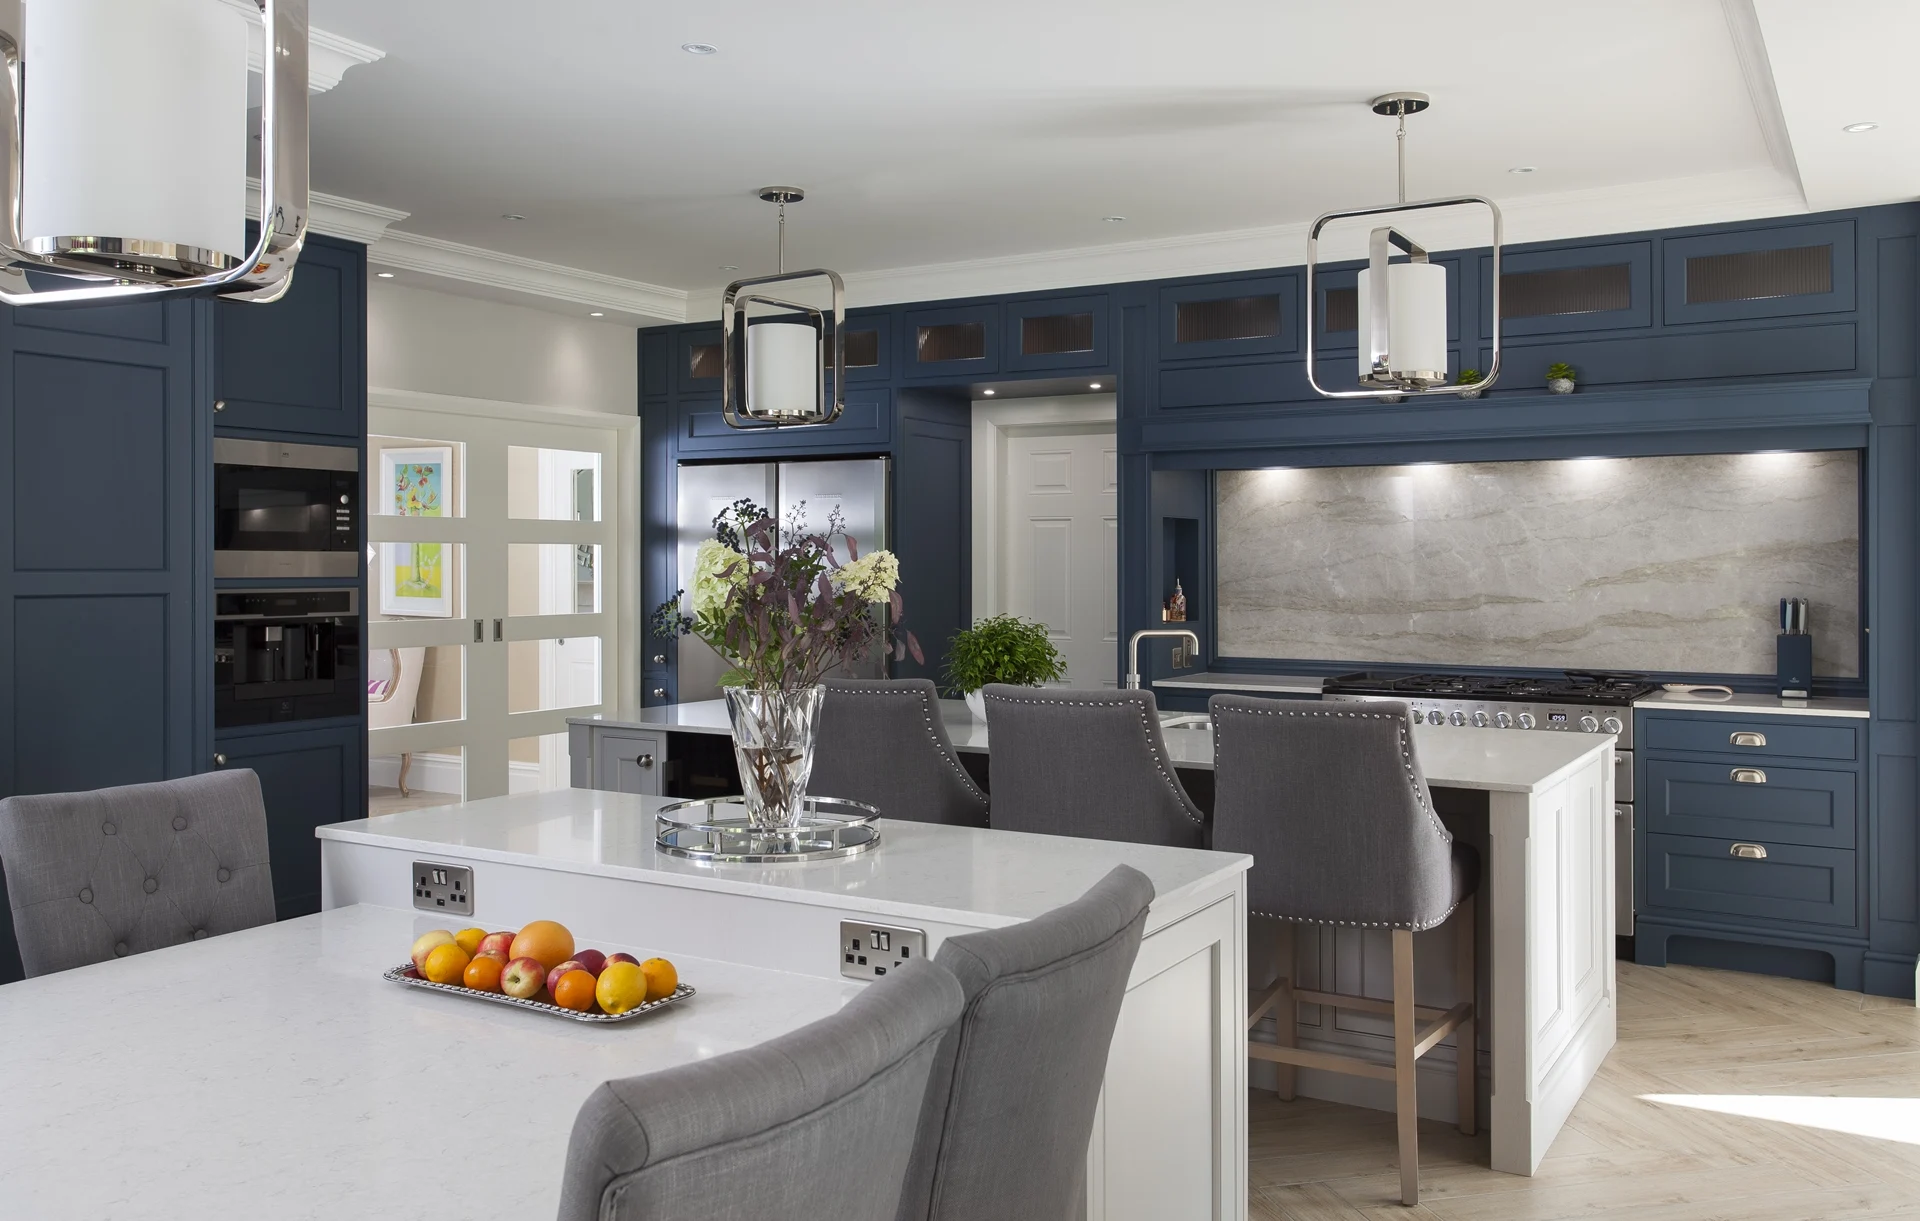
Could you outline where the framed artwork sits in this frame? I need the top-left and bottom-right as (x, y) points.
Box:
(379, 447), (453, 617)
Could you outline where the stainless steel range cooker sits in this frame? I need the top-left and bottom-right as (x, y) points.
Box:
(1321, 670), (1652, 940)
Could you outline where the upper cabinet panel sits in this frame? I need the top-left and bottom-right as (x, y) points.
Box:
(901, 303), (1001, 381)
(213, 236), (365, 437)
(833, 310), (892, 385)
(1478, 241), (1652, 338)
(676, 388), (893, 457)
(14, 296), (169, 344)
(675, 327), (724, 394)
(640, 330), (670, 398)
(1663, 220), (1856, 325)
(1157, 274), (1299, 362)
(1005, 293), (1109, 373)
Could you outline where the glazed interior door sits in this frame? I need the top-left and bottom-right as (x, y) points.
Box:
(368, 404), (618, 802)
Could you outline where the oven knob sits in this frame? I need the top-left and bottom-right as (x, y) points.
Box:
(1517, 713), (1535, 729)
(1471, 710), (1489, 728)
(1447, 710), (1466, 727)
(1495, 711), (1513, 729)
(1580, 715), (1600, 732)
(1602, 715), (1623, 735)
(1409, 709), (1424, 724)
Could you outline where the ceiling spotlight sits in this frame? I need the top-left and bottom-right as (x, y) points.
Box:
(983, 388), (996, 396)
(589, 311), (605, 317)
(682, 42), (719, 55)
(1843, 122), (1879, 133)
(1089, 382), (1102, 390)
(1508, 166), (1536, 174)
(1102, 215), (1127, 223)
(502, 213), (526, 221)
(376, 271), (395, 279)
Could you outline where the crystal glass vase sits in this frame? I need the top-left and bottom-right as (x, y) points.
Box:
(724, 684), (825, 831)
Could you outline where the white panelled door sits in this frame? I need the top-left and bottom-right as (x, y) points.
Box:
(1003, 425), (1119, 687)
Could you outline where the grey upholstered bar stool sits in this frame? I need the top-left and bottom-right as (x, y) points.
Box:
(810, 678), (989, 826)
(897, 864), (1155, 1221)
(1209, 695), (1477, 1207)
(980, 685), (1204, 848)
(558, 958), (964, 1221)
(0, 770), (276, 977)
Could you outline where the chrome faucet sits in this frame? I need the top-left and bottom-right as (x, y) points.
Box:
(1124, 628), (1200, 690)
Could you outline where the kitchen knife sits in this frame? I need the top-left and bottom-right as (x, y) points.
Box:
(1780, 598), (1790, 634)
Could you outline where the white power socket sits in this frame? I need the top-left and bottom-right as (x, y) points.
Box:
(839, 920), (927, 981)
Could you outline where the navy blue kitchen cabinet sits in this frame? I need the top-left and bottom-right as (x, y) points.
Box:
(901, 303), (1000, 382)
(836, 310), (894, 384)
(1478, 239), (1653, 338)
(214, 721), (363, 920)
(1004, 293), (1110, 374)
(210, 234), (366, 438)
(1662, 219), (1856, 326)
(1156, 273), (1300, 364)
(675, 388), (893, 457)
(674, 326), (723, 394)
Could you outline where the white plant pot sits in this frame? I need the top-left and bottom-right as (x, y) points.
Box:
(1456, 387), (1482, 399)
(1547, 377), (1576, 395)
(964, 690), (986, 721)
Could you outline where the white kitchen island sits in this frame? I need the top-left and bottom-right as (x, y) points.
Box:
(572, 699), (1618, 1175)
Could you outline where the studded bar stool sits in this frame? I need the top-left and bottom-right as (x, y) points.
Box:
(0, 770), (276, 977)
(1208, 695), (1478, 1207)
(809, 679), (989, 826)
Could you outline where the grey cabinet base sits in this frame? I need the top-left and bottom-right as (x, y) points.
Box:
(1635, 916), (1875, 994)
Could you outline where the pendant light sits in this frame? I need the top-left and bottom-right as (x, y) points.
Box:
(721, 187), (845, 428)
(0, 0), (310, 306)
(1305, 93), (1502, 399)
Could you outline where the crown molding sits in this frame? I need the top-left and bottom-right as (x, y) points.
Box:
(369, 230), (690, 323)
(246, 179), (410, 246)
(215, 0), (386, 93)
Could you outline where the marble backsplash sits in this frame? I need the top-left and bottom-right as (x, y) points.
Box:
(1216, 451), (1860, 677)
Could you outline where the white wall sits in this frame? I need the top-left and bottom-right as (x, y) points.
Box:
(367, 280), (636, 414)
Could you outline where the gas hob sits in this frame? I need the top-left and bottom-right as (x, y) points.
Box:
(1320, 670), (1656, 746)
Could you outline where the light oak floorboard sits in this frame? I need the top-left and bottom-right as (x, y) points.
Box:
(1249, 960), (1920, 1219)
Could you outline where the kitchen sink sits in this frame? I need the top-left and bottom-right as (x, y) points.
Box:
(1157, 713), (1211, 730)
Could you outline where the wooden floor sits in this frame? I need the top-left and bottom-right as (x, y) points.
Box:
(367, 785), (459, 817)
(1249, 960), (1920, 1219)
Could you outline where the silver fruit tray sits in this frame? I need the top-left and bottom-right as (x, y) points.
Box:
(384, 964), (695, 1023)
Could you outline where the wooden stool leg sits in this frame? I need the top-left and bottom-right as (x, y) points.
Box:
(1455, 894), (1477, 1137)
(398, 752), (414, 798)
(1274, 924), (1297, 1101)
(1392, 927), (1420, 1207)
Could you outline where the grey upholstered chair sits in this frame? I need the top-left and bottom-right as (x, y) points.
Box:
(1209, 695), (1478, 1207)
(896, 864), (1156, 1221)
(557, 958), (965, 1221)
(810, 679), (989, 826)
(981, 685), (1204, 848)
(0, 770), (276, 977)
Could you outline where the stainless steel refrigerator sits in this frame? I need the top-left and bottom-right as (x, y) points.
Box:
(675, 458), (892, 703)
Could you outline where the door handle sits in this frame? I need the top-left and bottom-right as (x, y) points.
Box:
(493, 618), (504, 643)
(474, 619), (485, 643)
(1729, 842), (1769, 860)
(636, 754), (654, 769)
(650, 687), (667, 700)
(1730, 768), (1767, 784)
(1730, 731), (1767, 748)
(212, 753), (228, 768)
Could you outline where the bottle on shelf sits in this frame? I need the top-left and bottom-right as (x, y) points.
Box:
(1163, 579), (1187, 622)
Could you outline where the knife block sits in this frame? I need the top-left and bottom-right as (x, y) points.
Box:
(1777, 633), (1813, 699)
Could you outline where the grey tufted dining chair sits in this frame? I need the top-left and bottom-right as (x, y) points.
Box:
(558, 957), (965, 1221)
(896, 864), (1156, 1221)
(1209, 695), (1478, 1207)
(0, 770), (277, 977)
(981, 685), (1204, 848)
(809, 679), (989, 826)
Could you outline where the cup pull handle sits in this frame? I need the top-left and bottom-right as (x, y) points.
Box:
(1730, 842), (1769, 860)
(1730, 731), (1767, 748)
(1731, 768), (1767, 784)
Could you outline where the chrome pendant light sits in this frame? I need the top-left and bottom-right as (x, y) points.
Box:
(1305, 93), (1501, 399)
(721, 187), (845, 429)
(0, 0), (309, 306)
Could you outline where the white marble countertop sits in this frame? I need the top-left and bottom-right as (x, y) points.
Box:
(0, 903), (857, 1220)
(321, 791), (1250, 931)
(1632, 690), (1870, 719)
(1150, 671), (1327, 694)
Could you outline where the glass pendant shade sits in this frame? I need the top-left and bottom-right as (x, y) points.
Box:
(21, 0), (249, 273)
(746, 319), (821, 420)
(1355, 259), (1448, 386)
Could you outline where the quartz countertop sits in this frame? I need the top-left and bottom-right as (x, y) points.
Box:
(321, 790), (1250, 932)
(1149, 671), (1327, 695)
(1632, 690), (1870, 719)
(0, 903), (857, 1221)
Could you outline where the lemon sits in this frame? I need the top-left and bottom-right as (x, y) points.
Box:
(422, 942), (471, 985)
(453, 927), (487, 956)
(596, 961), (648, 1014)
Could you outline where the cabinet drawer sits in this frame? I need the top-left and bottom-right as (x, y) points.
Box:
(593, 730), (664, 796)
(1645, 833), (1857, 930)
(1644, 759), (1856, 849)
(1642, 715), (1859, 763)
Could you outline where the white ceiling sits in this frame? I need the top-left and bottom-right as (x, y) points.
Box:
(293, 0), (1917, 322)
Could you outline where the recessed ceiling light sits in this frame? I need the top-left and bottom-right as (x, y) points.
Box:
(502, 213), (526, 221)
(1089, 382), (1102, 390)
(1843, 121), (1879, 133)
(682, 42), (718, 55)
(982, 388), (996, 396)
(589, 311), (605, 317)
(376, 271), (395, 279)
(1102, 215), (1126, 223)
(1508, 166), (1536, 174)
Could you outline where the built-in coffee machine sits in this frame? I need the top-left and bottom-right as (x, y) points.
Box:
(214, 588), (361, 728)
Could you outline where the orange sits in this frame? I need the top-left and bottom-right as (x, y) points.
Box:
(453, 927), (487, 956)
(422, 942), (471, 985)
(595, 961), (648, 1015)
(463, 953), (504, 992)
(509, 920), (575, 971)
(640, 957), (679, 1003)
(552, 969), (597, 1012)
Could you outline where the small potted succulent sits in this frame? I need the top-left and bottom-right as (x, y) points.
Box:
(1455, 368), (1484, 399)
(1546, 362), (1577, 395)
(945, 614), (1067, 720)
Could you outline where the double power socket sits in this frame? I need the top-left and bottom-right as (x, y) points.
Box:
(839, 920), (927, 981)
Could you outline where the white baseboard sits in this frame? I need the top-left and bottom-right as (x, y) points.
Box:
(370, 753), (542, 796)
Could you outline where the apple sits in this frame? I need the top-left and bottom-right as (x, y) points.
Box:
(605, 952), (639, 968)
(476, 931), (516, 959)
(546, 959), (587, 994)
(410, 929), (456, 971)
(500, 957), (545, 1000)
(572, 949), (607, 976)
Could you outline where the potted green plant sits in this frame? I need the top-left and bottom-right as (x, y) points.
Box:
(1546, 362), (1577, 395)
(1455, 368), (1483, 399)
(945, 614), (1067, 719)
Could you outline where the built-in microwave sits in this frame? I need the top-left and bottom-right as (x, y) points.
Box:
(214, 438), (359, 578)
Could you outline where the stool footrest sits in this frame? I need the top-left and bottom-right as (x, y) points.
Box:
(1249, 1040), (1396, 1083)
(1412, 1002), (1473, 1059)
(1291, 987), (1448, 1022)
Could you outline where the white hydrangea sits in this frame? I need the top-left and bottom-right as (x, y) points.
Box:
(690, 539), (746, 618)
(833, 549), (901, 603)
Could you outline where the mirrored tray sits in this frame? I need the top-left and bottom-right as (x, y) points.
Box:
(384, 965), (695, 1023)
(655, 795), (881, 864)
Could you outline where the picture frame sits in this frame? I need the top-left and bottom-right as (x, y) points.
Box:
(379, 446), (453, 618)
